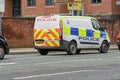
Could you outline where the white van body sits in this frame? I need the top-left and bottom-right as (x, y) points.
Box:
(34, 16), (110, 55)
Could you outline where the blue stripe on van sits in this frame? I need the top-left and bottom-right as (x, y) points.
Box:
(71, 28), (78, 36)
(100, 32), (106, 38)
(86, 29), (93, 37)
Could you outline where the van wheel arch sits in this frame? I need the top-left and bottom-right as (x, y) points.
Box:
(67, 40), (78, 55)
(0, 45), (5, 60)
(69, 40), (77, 48)
(99, 40), (109, 53)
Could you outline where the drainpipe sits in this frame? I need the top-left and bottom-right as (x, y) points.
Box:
(58, 3), (61, 14)
(82, 0), (84, 16)
(111, 15), (114, 40)
(71, 2), (74, 16)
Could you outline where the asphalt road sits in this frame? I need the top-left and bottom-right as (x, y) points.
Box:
(1, 50), (120, 80)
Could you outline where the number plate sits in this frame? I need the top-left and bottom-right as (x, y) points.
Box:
(36, 41), (44, 44)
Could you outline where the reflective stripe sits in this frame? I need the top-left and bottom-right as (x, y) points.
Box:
(61, 17), (71, 35)
(45, 32), (52, 40)
(34, 28), (60, 47)
(34, 29), (42, 40)
(64, 26), (71, 35)
(86, 29), (93, 37)
(45, 41), (59, 47)
(71, 28), (78, 36)
(48, 29), (59, 39)
(79, 28), (86, 37)
(94, 30), (100, 38)
(39, 30), (45, 39)
(100, 32), (106, 38)
(63, 26), (106, 39)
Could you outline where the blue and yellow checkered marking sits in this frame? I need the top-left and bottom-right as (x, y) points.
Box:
(64, 27), (106, 38)
(100, 32), (106, 38)
(86, 30), (93, 37)
(71, 28), (78, 36)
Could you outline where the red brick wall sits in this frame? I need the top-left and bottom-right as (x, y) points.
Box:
(3, 0), (68, 17)
(111, 20), (120, 44)
(85, 0), (112, 14)
(4, 0), (13, 17)
(21, 0), (68, 16)
(2, 18), (35, 48)
(1, 18), (120, 48)
(60, 4), (68, 13)
(112, 0), (120, 15)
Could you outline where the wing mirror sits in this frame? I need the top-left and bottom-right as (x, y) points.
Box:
(102, 26), (106, 30)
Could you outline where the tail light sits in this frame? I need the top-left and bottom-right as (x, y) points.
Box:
(59, 20), (63, 39)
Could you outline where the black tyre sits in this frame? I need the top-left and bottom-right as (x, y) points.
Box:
(99, 41), (109, 53)
(38, 49), (48, 55)
(117, 41), (120, 51)
(76, 49), (81, 54)
(67, 41), (77, 55)
(0, 46), (5, 60)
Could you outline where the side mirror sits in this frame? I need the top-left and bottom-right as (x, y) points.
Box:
(102, 26), (106, 30)
(101, 23), (106, 29)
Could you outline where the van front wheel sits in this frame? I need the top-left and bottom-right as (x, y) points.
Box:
(67, 41), (77, 55)
(38, 49), (48, 55)
(0, 46), (5, 60)
(99, 41), (109, 53)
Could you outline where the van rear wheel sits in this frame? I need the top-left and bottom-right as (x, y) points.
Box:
(67, 41), (77, 55)
(99, 41), (109, 53)
(38, 49), (48, 55)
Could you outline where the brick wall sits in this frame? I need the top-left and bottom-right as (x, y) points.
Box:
(21, 0), (68, 16)
(110, 20), (120, 44)
(2, 18), (35, 48)
(112, 0), (120, 15)
(4, 0), (68, 17)
(22, 0), (58, 16)
(4, 0), (12, 17)
(1, 18), (120, 48)
(85, 0), (112, 15)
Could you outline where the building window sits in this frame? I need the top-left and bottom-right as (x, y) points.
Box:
(91, 0), (101, 4)
(46, 0), (54, 6)
(27, 0), (36, 6)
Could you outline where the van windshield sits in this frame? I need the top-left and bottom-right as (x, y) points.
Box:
(92, 19), (105, 31)
(34, 16), (59, 29)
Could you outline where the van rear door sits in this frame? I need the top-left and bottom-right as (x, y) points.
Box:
(34, 16), (60, 47)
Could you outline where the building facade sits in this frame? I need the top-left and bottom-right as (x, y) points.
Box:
(4, 0), (68, 17)
(4, 0), (120, 18)
(85, 0), (120, 19)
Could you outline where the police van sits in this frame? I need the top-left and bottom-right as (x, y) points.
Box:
(34, 16), (110, 55)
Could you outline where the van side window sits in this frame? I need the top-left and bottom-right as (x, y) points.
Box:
(92, 19), (104, 31)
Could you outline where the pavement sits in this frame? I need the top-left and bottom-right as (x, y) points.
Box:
(9, 45), (119, 55)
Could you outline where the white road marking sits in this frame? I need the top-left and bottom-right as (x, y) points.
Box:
(113, 56), (120, 59)
(0, 63), (16, 66)
(14, 56), (61, 60)
(35, 58), (103, 65)
(15, 57), (43, 60)
(13, 69), (97, 80)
